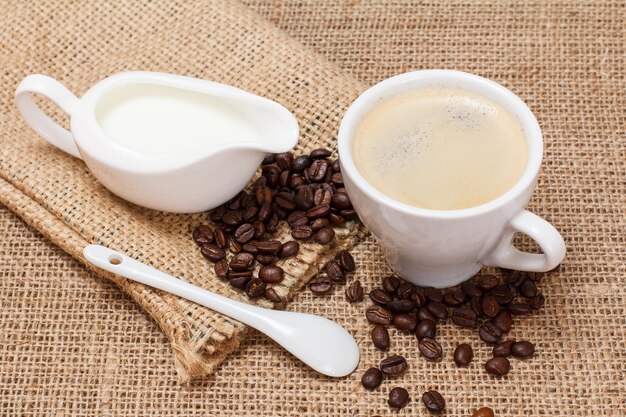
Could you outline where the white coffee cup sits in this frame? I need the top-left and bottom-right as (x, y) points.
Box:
(339, 70), (566, 288)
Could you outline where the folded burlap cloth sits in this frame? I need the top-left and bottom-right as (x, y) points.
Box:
(0, 0), (369, 381)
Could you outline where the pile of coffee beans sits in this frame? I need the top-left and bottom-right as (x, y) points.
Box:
(192, 149), (358, 302)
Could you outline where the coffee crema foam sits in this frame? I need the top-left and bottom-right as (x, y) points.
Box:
(353, 86), (528, 210)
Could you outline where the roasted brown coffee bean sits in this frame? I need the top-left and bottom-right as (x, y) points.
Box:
(275, 192), (296, 210)
(251, 220), (265, 239)
(454, 343), (474, 366)
(415, 319), (437, 340)
(479, 322), (502, 343)
(245, 278), (266, 298)
(339, 208), (358, 220)
(255, 254), (276, 265)
(257, 201), (272, 222)
(287, 211), (308, 228)
(291, 155), (312, 172)
(335, 250), (355, 273)
(462, 281), (483, 297)
(371, 325), (390, 350)
(278, 170), (291, 188)
(361, 367), (383, 390)
(397, 283), (415, 299)
(331, 192), (351, 210)
(477, 274), (500, 291)
(229, 239), (242, 255)
(328, 212), (346, 226)
(294, 193), (314, 211)
(221, 211), (243, 227)
(425, 287), (444, 303)
(411, 288), (427, 307)
(292, 225), (313, 240)
(258, 265), (284, 283)
(382, 276), (402, 294)
(370, 289), (392, 305)
(504, 269), (525, 286)
(266, 212), (279, 233)
(289, 175), (305, 189)
(485, 356), (510, 376)
(306, 204), (330, 219)
(529, 293), (545, 309)
(489, 284), (514, 305)
(264, 287), (282, 303)
(310, 148), (332, 159)
(214, 259), (229, 278)
(242, 204), (259, 222)
(388, 387), (410, 409)
(309, 276), (333, 294)
(229, 274), (252, 289)
(427, 301), (449, 321)
(214, 228), (228, 249)
(241, 242), (259, 255)
(331, 172), (344, 186)
(200, 244), (226, 262)
(418, 337), (443, 361)
(511, 341), (535, 358)
(472, 407), (495, 417)
(229, 252), (255, 271)
(313, 188), (332, 206)
(233, 223), (254, 243)
(508, 303), (532, 315)
(481, 295), (500, 318)
(310, 217), (330, 231)
(315, 226), (335, 244)
(492, 340), (515, 357)
(443, 289), (466, 306)
(470, 295), (484, 317)
(261, 153), (275, 165)
(451, 308), (478, 327)
(417, 307), (438, 323)
(386, 299), (415, 313)
(325, 260), (344, 282)
(307, 159), (329, 182)
(380, 355), (408, 375)
(393, 314), (418, 332)
(255, 240), (282, 255)
(330, 158), (341, 172)
(345, 280), (364, 302)
(273, 152), (293, 170)
(366, 305), (393, 325)
(209, 205), (226, 222)
(422, 390), (445, 413)
(277, 240), (299, 258)
(192, 225), (213, 245)
(519, 279), (538, 298)
(492, 311), (513, 333)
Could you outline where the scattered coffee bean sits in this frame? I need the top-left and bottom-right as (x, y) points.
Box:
(528, 293), (545, 309)
(396, 282), (415, 299)
(214, 259), (229, 278)
(479, 322), (502, 343)
(234, 223), (255, 243)
(229, 274), (251, 289)
(393, 314), (418, 332)
(519, 279), (538, 298)
(314, 226), (335, 244)
(255, 253), (276, 265)
(454, 343), (474, 366)
(192, 225), (214, 245)
(229, 252), (255, 271)
(508, 303), (532, 315)
(277, 240), (299, 258)
(345, 280), (364, 302)
(310, 217), (330, 231)
(492, 340), (515, 357)
(366, 305), (393, 325)
(511, 341), (535, 358)
(291, 225), (313, 240)
(336, 250), (356, 272)
(382, 276), (401, 294)
(386, 299), (415, 313)
(477, 274), (500, 291)
(505, 269), (525, 286)
(418, 337), (443, 361)
(310, 148), (332, 159)
(443, 289), (466, 306)
(422, 390), (445, 413)
(245, 278), (266, 298)
(309, 276), (333, 294)
(388, 387), (410, 409)
(470, 295), (484, 317)
(481, 295), (500, 318)
(380, 355), (408, 375)
(361, 367), (383, 390)
(369, 289), (392, 305)
(200, 244), (226, 262)
(462, 281), (483, 297)
(472, 407), (495, 417)
(489, 285), (514, 304)
(411, 288), (427, 307)
(492, 311), (513, 333)
(427, 301), (449, 321)
(415, 319), (437, 340)
(325, 260), (344, 282)
(264, 287), (281, 303)
(255, 240), (282, 255)
(258, 265), (284, 283)
(485, 356), (510, 376)
(371, 325), (390, 351)
(426, 287), (444, 302)
(451, 308), (478, 327)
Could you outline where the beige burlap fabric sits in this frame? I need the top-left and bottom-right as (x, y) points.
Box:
(1, 0), (624, 415)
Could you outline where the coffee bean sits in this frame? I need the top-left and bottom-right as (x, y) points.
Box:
(386, 299), (415, 313)
(422, 390), (445, 413)
(492, 340), (515, 357)
(261, 153), (275, 165)
(221, 211), (243, 227)
(277, 240), (299, 258)
(287, 211), (308, 227)
(393, 314), (418, 332)
(511, 341), (535, 358)
(241, 242), (259, 255)
(462, 281), (483, 297)
(418, 337), (443, 361)
(451, 308), (478, 327)
(313, 188), (332, 206)
(229, 274), (252, 289)
(310, 148), (332, 159)
(229, 252), (255, 271)
(425, 287), (444, 302)
(328, 212), (345, 226)
(479, 322), (502, 343)
(335, 250), (356, 272)
(370, 289), (392, 305)
(519, 279), (538, 298)
(382, 276), (401, 293)
(331, 192), (351, 210)
(477, 274), (500, 291)
(361, 367), (383, 390)
(529, 293), (545, 309)
(330, 158), (341, 172)
(411, 288), (427, 307)
(427, 301), (449, 321)
(415, 319), (437, 340)
(508, 303), (532, 315)
(310, 217), (330, 231)
(275, 192), (296, 210)
(314, 226), (335, 244)
(273, 152), (293, 171)
(257, 201), (272, 222)
(388, 387), (410, 409)
(214, 259), (229, 278)
(192, 225), (213, 245)
(309, 276), (333, 294)
(485, 356), (510, 376)
(331, 172), (344, 187)
(250, 220), (265, 239)
(200, 244), (226, 262)
(258, 265), (284, 283)
(345, 280), (364, 302)
(255, 240), (282, 255)
(492, 311), (513, 333)
(505, 269), (525, 286)
(229, 239), (242, 254)
(291, 155), (312, 172)
(380, 355), (408, 375)
(396, 283), (415, 299)
(307, 159), (329, 182)
(443, 289), (466, 306)
(454, 343), (474, 366)
(325, 260), (344, 282)
(472, 407), (495, 417)
(489, 285), (514, 304)
(481, 295), (501, 318)
(214, 228), (228, 249)
(417, 307), (438, 323)
(371, 325), (390, 350)
(470, 295), (484, 317)
(245, 278), (266, 298)
(366, 305), (393, 325)
(255, 254), (276, 265)
(306, 204), (330, 219)
(291, 225), (313, 240)
(264, 287), (281, 303)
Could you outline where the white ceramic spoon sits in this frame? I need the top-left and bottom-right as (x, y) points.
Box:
(83, 244), (360, 377)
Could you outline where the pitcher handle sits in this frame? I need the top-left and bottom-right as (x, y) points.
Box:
(481, 210), (566, 272)
(15, 74), (82, 159)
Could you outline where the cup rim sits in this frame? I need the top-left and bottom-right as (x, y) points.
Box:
(338, 69), (543, 219)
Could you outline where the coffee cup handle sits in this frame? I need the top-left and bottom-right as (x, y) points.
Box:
(481, 210), (566, 272)
(15, 74), (82, 159)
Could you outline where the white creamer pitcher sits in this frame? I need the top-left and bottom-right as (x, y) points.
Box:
(15, 72), (299, 213)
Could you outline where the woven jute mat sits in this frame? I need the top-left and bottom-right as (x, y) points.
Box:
(1, 0), (624, 415)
